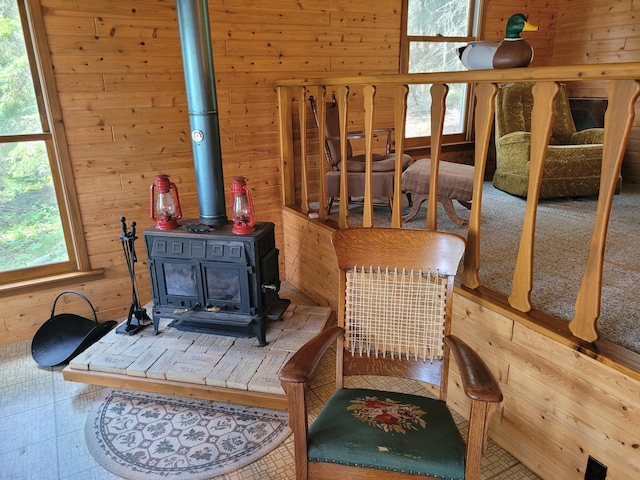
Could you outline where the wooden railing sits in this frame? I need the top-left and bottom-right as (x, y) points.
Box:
(276, 63), (640, 344)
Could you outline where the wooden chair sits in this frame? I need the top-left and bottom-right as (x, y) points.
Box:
(279, 228), (503, 480)
(309, 95), (411, 213)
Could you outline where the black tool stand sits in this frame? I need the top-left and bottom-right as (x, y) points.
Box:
(116, 217), (151, 335)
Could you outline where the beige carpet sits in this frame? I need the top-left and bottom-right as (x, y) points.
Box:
(330, 182), (640, 354)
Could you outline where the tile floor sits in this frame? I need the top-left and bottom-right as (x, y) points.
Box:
(0, 285), (542, 479)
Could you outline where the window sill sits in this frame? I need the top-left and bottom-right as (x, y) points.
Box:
(0, 268), (105, 297)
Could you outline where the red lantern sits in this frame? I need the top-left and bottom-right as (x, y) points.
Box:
(230, 176), (255, 234)
(150, 173), (182, 230)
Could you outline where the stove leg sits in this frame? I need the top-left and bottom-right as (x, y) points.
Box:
(252, 318), (268, 347)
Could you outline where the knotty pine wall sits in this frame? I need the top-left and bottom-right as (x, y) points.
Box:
(1, 0), (409, 344)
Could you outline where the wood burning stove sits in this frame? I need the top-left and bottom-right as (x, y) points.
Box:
(144, 222), (289, 346)
(141, 0), (290, 346)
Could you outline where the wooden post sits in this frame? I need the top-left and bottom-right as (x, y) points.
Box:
(277, 87), (296, 207)
(299, 87), (309, 214)
(317, 87), (329, 221)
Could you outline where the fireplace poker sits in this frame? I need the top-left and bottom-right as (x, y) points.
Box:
(116, 216), (151, 335)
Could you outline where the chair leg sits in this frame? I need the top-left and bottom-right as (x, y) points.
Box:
(328, 197), (335, 214)
(441, 198), (469, 227)
(402, 193), (427, 222)
(457, 199), (471, 210)
(402, 194), (469, 227)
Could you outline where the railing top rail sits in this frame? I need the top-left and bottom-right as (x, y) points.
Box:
(275, 62), (640, 87)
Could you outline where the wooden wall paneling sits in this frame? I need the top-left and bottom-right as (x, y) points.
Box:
(59, 106), (187, 129)
(481, 0), (558, 67)
(93, 18), (178, 39)
(58, 90), (185, 110)
(101, 73), (187, 91)
(281, 210), (337, 309)
(53, 73), (105, 92)
(40, 14), (98, 36)
(551, 0), (640, 186)
(505, 366), (638, 480)
(451, 292), (640, 480)
(623, 122), (640, 183)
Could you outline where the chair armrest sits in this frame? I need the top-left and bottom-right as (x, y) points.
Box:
(327, 128), (392, 141)
(570, 128), (604, 145)
(279, 326), (343, 384)
(346, 127), (392, 139)
(445, 335), (503, 403)
(497, 131), (531, 147)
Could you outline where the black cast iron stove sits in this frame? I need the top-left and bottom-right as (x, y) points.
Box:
(144, 221), (289, 346)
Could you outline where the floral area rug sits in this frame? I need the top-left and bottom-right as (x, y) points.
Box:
(85, 389), (291, 479)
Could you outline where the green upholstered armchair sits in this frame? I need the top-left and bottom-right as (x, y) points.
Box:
(493, 82), (614, 198)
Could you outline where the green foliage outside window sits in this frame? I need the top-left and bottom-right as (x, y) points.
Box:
(0, 0), (69, 273)
(405, 0), (477, 138)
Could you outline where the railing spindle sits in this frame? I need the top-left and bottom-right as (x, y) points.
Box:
(570, 79), (640, 341)
(392, 84), (409, 228)
(461, 83), (498, 289)
(277, 86), (295, 206)
(362, 85), (376, 227)
(337, 85), (350, 229)
(509, 82), (560, 312)
(426, 83), (448, 231)
(299, 87), (309, 214)
(316, 87), (328, 221)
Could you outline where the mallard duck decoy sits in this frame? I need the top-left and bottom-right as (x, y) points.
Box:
(458, 13), (538, 70)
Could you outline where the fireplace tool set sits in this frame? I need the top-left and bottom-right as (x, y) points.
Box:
(116, 216), (152, 335)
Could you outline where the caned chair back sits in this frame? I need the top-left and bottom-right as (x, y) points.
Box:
(331, 228), (466, 393)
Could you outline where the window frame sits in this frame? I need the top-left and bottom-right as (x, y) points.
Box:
(0, 0), (98, 293)
(400, 0), (484, 149)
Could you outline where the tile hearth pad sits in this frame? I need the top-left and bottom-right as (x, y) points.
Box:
(64, 303), (331, 403)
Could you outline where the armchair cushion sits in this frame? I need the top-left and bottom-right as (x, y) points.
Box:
(308, 387), (466, 479)
(571, 128), (604, 145)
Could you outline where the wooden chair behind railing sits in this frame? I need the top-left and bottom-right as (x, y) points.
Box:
(276, 64), (640, 345)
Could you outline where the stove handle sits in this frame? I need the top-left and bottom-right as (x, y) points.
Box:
(262, 283), (278, 292)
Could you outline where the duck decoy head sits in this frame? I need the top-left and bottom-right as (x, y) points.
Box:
(506, 13), (538, 39)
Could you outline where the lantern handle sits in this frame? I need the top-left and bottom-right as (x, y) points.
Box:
(168, 181), (182, 221)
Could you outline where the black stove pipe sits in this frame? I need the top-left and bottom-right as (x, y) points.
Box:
(176, 0), (227, 228)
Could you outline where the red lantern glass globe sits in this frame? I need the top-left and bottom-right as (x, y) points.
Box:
(230, 176), (255, 234)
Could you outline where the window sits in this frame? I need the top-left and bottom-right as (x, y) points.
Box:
(0, 0), (91, 289)
(401, 0), (482, 144)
